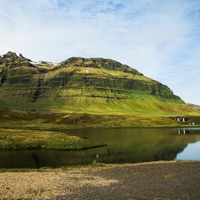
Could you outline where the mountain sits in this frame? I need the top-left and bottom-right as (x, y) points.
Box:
(0, 51), (196, 116)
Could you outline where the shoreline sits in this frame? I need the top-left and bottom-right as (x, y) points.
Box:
(0, 160), (174, 171)
(0, 160), (200, 199)
(0, 159), (199, 171)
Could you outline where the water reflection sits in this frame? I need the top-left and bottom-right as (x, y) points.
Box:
(176, 141), (200, 160)
(0, 127), (200, 168)
(0, 150), (95, 168)
(177, 128), (186, 135)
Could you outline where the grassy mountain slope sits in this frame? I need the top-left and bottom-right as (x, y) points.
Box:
(0, 51), (199, 119)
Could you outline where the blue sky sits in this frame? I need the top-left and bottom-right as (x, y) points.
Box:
(0, 0), (200, 104)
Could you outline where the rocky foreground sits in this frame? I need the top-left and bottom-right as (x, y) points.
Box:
(0, 161), (199, 200)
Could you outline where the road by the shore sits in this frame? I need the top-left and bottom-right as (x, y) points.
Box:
(0, 161), (199, 200)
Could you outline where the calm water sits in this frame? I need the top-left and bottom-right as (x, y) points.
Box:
(0, 127), (200, 168)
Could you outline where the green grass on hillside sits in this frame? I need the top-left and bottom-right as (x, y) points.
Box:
(0, 107), (200, 130)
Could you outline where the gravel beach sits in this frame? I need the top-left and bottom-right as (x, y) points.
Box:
(0, 161), (199, 200)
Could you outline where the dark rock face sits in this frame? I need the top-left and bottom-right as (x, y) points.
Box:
(59, 57), (143, 75)
(0, 52), (183, 109)
(0, 51), (32, 67)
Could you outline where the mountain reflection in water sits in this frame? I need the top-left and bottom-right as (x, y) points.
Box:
(176, 141), (200, 160)
(0, 127), (200, 168)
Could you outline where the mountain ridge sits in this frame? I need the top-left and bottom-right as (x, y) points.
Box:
(0, 51), (196, 116)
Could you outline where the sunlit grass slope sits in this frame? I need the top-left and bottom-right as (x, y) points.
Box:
(0, 107), (200, 129)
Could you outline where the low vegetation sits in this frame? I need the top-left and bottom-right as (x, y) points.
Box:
(0, 128), (106, 150)
(0, 107), (200, 130)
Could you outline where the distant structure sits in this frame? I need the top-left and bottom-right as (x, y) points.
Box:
(175, 116), (185, 122)
(86, 67), (89, 74)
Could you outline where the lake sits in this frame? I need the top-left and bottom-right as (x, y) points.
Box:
(0, 127), (200, 168)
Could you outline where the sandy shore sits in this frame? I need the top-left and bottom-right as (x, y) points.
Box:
(0, 160), (199, 200)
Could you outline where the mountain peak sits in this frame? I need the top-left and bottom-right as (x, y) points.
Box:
(0, 51), (31, 68)
(59, 57), (143, 76)
(2, 51), (19, 58)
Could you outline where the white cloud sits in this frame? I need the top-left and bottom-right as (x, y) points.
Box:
(0, 0), (200, 104)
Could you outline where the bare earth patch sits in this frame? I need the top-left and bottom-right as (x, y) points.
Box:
(0, 161), (199, 200)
